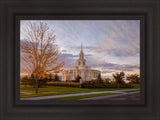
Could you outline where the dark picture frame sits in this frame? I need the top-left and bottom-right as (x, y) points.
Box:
(0, 0), (160, 120)
(17, 16), (143, 105)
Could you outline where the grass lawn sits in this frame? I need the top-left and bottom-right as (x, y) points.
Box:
(20, 85), (140, 98)
(46, 93), (120, 100)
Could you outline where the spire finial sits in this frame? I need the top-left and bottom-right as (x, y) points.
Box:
(81, 41), (82, 51)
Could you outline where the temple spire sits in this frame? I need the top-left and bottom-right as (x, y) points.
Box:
(81, 41), (82, 51)
(79, 41), (84, 59)
(77, 41), (85, 66)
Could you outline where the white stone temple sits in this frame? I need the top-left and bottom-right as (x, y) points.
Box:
(62, 42), (101, 83)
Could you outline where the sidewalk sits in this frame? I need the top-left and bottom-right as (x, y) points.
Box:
(20, 89), (139, 100)
(81, 91), (140, 100)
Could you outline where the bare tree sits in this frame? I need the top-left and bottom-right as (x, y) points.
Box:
(21, 22), (64, 94)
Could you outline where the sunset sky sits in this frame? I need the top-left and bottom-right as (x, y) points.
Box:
(20, 20), (140, 78)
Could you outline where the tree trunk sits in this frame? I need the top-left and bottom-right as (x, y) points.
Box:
(35, 77), (38, 94)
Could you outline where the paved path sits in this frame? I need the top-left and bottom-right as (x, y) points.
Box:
(20, 92), (32, 94)
(105, 92), (140, 100)
(81, 92), (140, 100)
(21, 89), (139, 100)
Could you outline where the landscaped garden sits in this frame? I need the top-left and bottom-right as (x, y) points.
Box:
(20, 71), (140, 100)
(20, 85), (140, 98)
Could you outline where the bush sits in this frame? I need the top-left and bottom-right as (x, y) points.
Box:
(54, 74), (60, 82)
(105, 78), (111, 84)
(66, 80), (77, 82)
(81, 81), (133, 88)
(21, 78), (48, 88)
(46, 82), (80, 88)
(75, 75), (81, 82)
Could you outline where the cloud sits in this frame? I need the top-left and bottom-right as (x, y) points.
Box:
(58, 52), (139, 77)
(58, 53), (77, 68)
(20, 20), (140, 78)
(98, 62), (139, 71)
(61, 50), (67, 52)
(72, 54), (93, 58)
(96, 36), (140, 57)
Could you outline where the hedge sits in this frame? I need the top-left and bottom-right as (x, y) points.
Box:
(81, 81), (133, 88)
(46, 82), (80, 88)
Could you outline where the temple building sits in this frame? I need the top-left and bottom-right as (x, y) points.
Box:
(62, 42), (101, 83)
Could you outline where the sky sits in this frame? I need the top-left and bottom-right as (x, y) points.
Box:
(20, 20), (140, 78)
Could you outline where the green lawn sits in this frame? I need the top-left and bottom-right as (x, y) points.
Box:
(20, 85), (140, 98)
(46, 93), (120, 100)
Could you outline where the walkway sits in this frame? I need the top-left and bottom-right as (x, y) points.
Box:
(81, 91), (140, 100)
(21, 89), (139, 100)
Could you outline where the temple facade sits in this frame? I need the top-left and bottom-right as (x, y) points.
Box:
(62, 42), (101, 83)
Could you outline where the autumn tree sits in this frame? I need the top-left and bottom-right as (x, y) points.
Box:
(21, 22), (64, 94)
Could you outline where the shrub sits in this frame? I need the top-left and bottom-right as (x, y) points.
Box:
(54, 74), (60, 82)
(75, 75), (81, 82)
(21, 77), (48, 88)
(81, 81), (133, 88)
(46, 82), (79, 88)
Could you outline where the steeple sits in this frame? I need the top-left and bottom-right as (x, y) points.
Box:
(81, 41), (82, 51)
(77, 41), (86, 66)
(79, 41), (84, 59)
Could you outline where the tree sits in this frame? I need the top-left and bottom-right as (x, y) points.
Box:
(48, 73), (53, 81)
(97, 74), (103, 83)
(105, 78), (111, 84)
(54, 74), (59, 81)
(21, 22), (64, 94)
(27, 73), (48, 88)
(21, 76), (29, 88)
(75, 75), (81, 82)
(112, 71), (125, 84)
(127, 74), (140, 84)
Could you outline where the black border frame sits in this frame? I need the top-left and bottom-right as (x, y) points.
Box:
(0, 0), (160, 120)
(16, 16), (145, 106)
